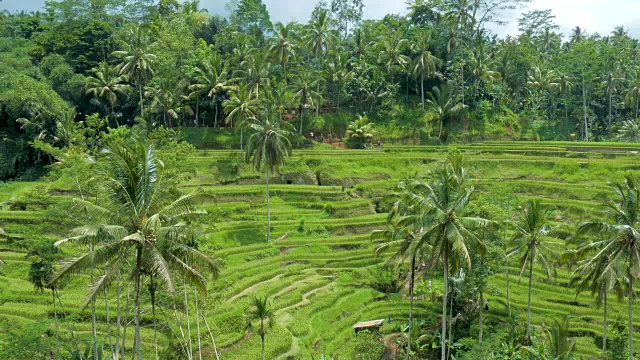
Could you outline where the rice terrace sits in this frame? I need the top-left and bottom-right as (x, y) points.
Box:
(3, 0), (640, 359)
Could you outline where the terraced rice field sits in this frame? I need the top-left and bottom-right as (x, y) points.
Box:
(1, 141), (640, 358)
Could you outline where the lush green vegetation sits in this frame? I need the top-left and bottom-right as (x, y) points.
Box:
(3, 0), (640, 359)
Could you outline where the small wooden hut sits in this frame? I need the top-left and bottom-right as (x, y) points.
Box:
(352, 319), (384, 334)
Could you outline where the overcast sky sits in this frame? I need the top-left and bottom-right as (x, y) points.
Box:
(2, 0), (640, 38)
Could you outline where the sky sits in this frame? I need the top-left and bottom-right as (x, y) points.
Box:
(2, 0), (640, 38)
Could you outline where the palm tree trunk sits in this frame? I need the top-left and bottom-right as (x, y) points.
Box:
(441, 254), (448, 360)
(266, 165), (271, 242)
(406, 254), (416, 360)
(106, 287), (114, 357)
(300, 105), (304, 135)
(200, 301), (220, 360)
(53, 289), (60, 358)
(184, 276), (193, 360)
(240, 127), (244, 151)
(506, 267), (511, 318)
(479, 284), (484, 344)
(527, 251), (534, 343)
(635, 95), (639, 121)
(261, 319), (266, 360)
(195, 289), (202, 360)
(448, 285), (453, 360)
(151, 277), (158, 360)
(603, 290), (608, 353)
(133, 247), (143, 360)
(421, 74), (425, 112)
(582, 76), (589, 142)
(214, 101), (218, 128)
(195, 95), (199, 127)
(628, 265), (634, 360)
(115, 276), (122, 360)
(438, 116), (444, 140)
(609, 90), (613, 131)
(138, 74), (144, 116)
(90, 244), (98, 359)
(122, 282), (132, 359)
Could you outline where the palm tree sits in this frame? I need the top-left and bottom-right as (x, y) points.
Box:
(620, 120), (640, 142)
(411, 29), (439, 112)
(570, 240), (625, 353)
(544, 316), (576, 359)
(305, 8), (335, 124)
(326, 54), (353, 110)
(625, 78), (640, 121)
(397, 154), (489, 360)
(112, 27), (157, 116)
(507, 199), (555, 342)
(190, 53), (234, 128)
(269, 22), (297, 80)
(345, 114), (374, 148)
(376, 33), (410, 85)
(245, 116), (293, 242)
(85, 62), (130, 126)
(527, 65), (559, 123)
(146, 79), (191, 128)
(557, 72), (574, 127)
(426, 83), (464, 140)
(289, 67), (321, 134)
(223, 85), (259, 149)
(595, 72), (623, 130)
(248, 296), (274, 360)
(575, 175), (640, 360)
(238, 50), (272, 99)
(50, 133), (220, 360)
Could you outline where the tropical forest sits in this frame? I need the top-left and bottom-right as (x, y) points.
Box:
(2, 0), (640, 359)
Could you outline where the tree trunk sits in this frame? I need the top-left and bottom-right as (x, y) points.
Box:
(582, 76), (589, 142)
(506, 268), (511, 318)
(603, 290), (608, 353)
(195, 289), (202, 360)
(300, 103), (304, 134)
(90, 244), (98, 360)
(151, 277), (158, 360)
(261, 319), (266, 360)
(184, 276), (193, 360)
(240, 127), (244, 150)
(527, 249), (534, 343)
(608, 89), (613, 131)
(122, 282), (132, 359)
(133, 247), (143, 360)
(438, 116), (444, 140)
(266, 165), (271, 242)
(214, 101), (218, 128)
(115, 276), (122, 360)
(53, 289), (60, 358)
(441, 254), (448, 360)
(406, 254), (416, 360)
(106, 287), (114, 357)
(479, 284), (484, 344)
(629, 265), (634, 360)
(138, 74), (144, 116)
(200, 300), (220, 360)
(421, 74), (425, 112)
(195, 95), (199, 127)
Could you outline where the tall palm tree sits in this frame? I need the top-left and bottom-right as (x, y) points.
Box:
(190, 53), (234, 128)
(411, 30), (439, 111)
(376, 33), (410, 85)
(507, 199), (555, 342)
(326, 54), (353, 110)
(570, 241), (625, 353)
(85, 62), (130, 126)
(305, 8), (335, 124)
(426, 83), (464, 140)
(146, 79), (191, 128)
(238, 50), (272, 99)
(268, 22), (297, 80)
(557, 72), (574, 127)
(248, 296), (274, 360)
(397, 154), (489, 360)
(112, 27), (157, 116)
(223, 85), (259, 149)
(527, 65), (559, 123)
(245, 115), (293, 242)
(50, 133), (220, 360)
(575, 175), (640, 360)
(289, 67), (321, 134)
(625, 78), (640, 121)
(595, 72), (623, 131)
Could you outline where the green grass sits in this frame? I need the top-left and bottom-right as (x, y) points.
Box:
(2, 141), (640, 358)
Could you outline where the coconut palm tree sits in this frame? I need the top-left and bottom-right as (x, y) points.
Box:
(248, 296), (274, 360)
(238, 50), (272, 99)
(345, 114), (374, 148)
(575, 175), (640, 360)
(545, 316), (576, 359)
(376, 32), (410, 85)
(557, 72), (574, 127)
(625, 79), (640, 121)
(190, 53), (234, 128)
(146, 79), (192, 128)
(269, 22), (298, 80)
(223, 84), (259, 150)
(326, 54), (353, 110)
(594, 72), (623, 130)
(305, 8), (336, 123)
(398, 154), (489, 360)
(507, 199), (555, 342)
(619, 120), (640, 142)
(85, 62), (130, 126)
(410, 29), (439, 111)
(49, 133), (220, 360)
(112, 27), (157, 117)
(426, 83), (464, 140)
(245, 115), (293, 242)
(570, 241), (625, 353)
(289, 67), (321, 134)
